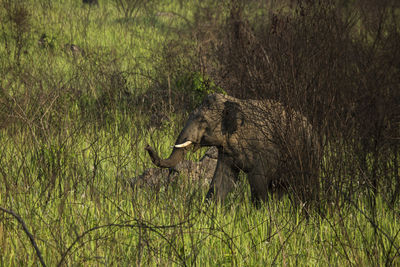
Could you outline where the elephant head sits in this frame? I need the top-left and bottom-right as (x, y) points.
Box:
(146, 94), (239, 168)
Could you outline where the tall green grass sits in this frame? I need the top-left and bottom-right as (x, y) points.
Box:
(0, 118), (399, 266)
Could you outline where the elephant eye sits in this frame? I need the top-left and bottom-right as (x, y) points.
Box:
(199, 117), (207, 124)
(197, 117), (208, 127)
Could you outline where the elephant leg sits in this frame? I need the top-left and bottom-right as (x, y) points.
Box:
(206, 154), (239, 202)
(250, 186), (262, 207)
(247, 171), (271, 206)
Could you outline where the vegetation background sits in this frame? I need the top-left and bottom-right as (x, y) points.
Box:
(0, 0), (399, 266)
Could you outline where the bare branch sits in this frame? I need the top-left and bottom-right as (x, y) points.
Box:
(0, 206), (47, 267)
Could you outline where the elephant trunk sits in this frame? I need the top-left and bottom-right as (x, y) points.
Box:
(146, 119), (199, 168)
(145, 145), (187, 168)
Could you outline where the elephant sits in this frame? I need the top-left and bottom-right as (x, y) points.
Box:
(132, 147), (218, 190)
(145, 93), (320, 205)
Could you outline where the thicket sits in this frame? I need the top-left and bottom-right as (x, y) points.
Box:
(0, 0), (399, 265)
(181, 0), (400, 208)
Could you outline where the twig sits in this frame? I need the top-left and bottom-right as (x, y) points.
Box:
(57, 219), (191, 267)
(0, 206), (47, 267)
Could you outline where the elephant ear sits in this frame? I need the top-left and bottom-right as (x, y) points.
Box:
(222, 101), (243, 135)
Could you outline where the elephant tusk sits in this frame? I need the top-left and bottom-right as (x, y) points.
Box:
(174, 141), (193, 148)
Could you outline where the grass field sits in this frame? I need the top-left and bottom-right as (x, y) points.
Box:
(0, 0), (399, 266)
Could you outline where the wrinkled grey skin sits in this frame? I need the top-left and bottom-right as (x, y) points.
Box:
(146, 93), (319, 204)
(132, 147), (217, 190)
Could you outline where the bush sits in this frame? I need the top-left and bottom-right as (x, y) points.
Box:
(199, 0), (400, 207)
